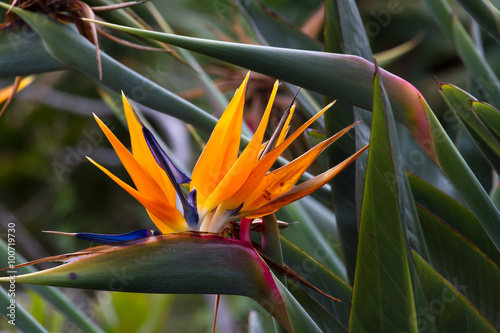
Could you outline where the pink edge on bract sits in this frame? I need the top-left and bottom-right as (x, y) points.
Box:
(380, 69), (437, 162)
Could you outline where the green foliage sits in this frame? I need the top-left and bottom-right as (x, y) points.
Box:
(0, 0), (499, 331)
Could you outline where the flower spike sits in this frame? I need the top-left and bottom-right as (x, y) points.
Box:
(89, 73), (366, 234)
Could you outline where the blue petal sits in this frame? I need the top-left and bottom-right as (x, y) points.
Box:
(142, 127), (190, 184)
(187, 189), (197, 208)
(75, 229), (153, 244)
(185, 189), (199, 228)
(143, 127), (199, 228)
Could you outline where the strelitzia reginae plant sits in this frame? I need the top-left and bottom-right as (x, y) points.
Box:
(1, 0), (500, 332)
(0, 71), (366, 331)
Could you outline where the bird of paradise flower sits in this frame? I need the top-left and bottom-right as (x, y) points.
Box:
(86, 73), (368, 238)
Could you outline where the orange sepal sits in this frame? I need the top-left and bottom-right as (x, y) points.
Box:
(87, 157), (186, 232)
(223, 101), (335, 209)
(191, 72), (250, 203)
(243, 121), (360, 211)
(200, 80), (279, 214)
(93, 114), (169, 204)
(239, 144), (369, 218)
(121, 94), (177, 206)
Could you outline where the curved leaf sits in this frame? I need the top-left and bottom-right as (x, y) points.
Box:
(417, 206), (500, 329)
(409, 173), (500, 266)
(0, 4), (218, 132)
(0, 30), (64, 76)
(439, 83), (500, 173)
(413, 250), (496, 332)
(456, 0), (500, 45)
(350, 68), (418, 332)
(80, 17), (435, 154)
(420, 99), (500, 250)
(472, 100), (500, 143)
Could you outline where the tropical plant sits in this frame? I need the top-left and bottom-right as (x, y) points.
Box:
(0, 0), (499, 332)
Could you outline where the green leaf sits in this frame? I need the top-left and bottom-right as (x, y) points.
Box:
(323, 0), (373, 284)
(287, 282), (347, 332)
(237, 0), (323, 51)
(0, 4), (219, 133)
(0, 30), (64, 76)
(456, 0), (500, 45)
(349, 68), (417, 332)
(413, 250), (496, 332)
(409, 173), (500, 266)
(420, 99), (500, 251)
(278, 201), (347, 281)
(0, 286), (48, 332)
(472, 100), (500, 143)
(79, 17), (435, 149)
(270, 276), (323, 333)
(423, 0), (500, 109)
(439, 83), (500, 172)
(417, 206), (500, 329)
(280, 236), (352, 327)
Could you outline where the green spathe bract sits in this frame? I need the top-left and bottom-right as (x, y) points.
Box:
(0, 232), (324, 332)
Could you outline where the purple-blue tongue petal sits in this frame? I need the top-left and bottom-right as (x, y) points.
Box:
(142, 127), (190, 184)
(75, 229), (152, 244)
(143, 127), (199, 228)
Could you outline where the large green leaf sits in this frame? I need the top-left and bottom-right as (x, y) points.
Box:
(413, 250), (496, 332)
(417, 206), (500, 329)
(409, 173), (500, 266)
(323, 0), (372, 285)
(349, 68), (417, 332)
(0, 233), (318, 332)
(0, 30), (64, 76)
(0, 3), (219, 132)
(440, 83), (500, 173)
(81, 16), (434, 150)
(237, 0), (323, 52)
(456, 0), (500, 45)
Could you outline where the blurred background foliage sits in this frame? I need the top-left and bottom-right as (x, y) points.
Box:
(0, 0), (498, 331)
